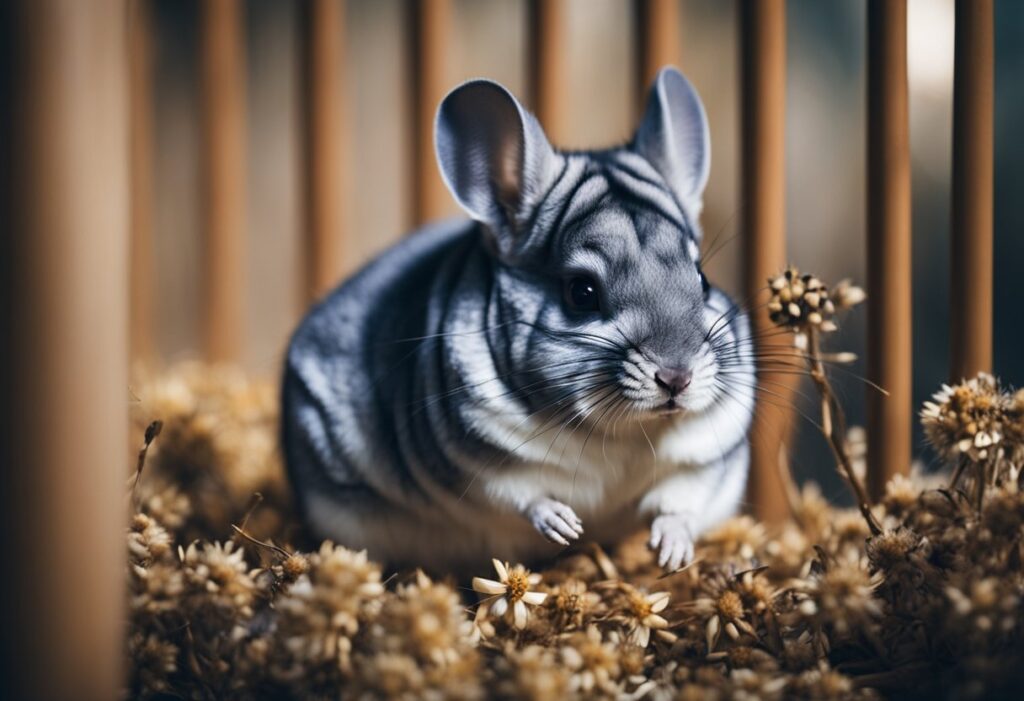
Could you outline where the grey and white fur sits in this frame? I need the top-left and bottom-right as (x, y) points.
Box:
(283, 67), (756, 574)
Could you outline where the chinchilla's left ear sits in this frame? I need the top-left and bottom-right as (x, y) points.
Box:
(633, 67), (711, 222)
(434, 79), (561, 257)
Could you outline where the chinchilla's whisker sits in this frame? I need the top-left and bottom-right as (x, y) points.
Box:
(575, 390), (626, 479)
(498, 377), (621, 457)
(381, 319), (527, 346)
(567, 385), (621, 468)
(515, 320), (622, 352)
(456, 381), (616, 502)
(713, 378), (821, 431)
(408, 358), (617, 414)
(700, 228), (741, 267)
(715, 371), (818, 405)
(477, 379), (625, 490)
(600, 397), (629, 477)
(542, 383), (620, 470)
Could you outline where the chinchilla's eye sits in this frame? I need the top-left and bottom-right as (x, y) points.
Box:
(565, 275), (601, 313)
(698, 265), (710, 299)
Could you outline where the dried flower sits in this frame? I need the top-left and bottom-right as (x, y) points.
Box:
(560, 625), (623, 695)
(622, 588), (670, 648)
(830, 279), (866, 310)
(545, 578), (601, 631)
(685, 570), (761, 653)
(767, 266), (854, 334)
(473, 559), (547, 630)
(128, 513), (172, 565)
(796, 550), (882, 638)
(492, 643), (570, 701)
(700, 516), (767, 561)
(120, 362), (1024, 700)
(272, 542), (384, 680)
(128, 632), (178, 695)
(921, 372), (1009, 464)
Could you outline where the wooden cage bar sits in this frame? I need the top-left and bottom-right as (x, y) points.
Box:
(0, 1), (129, 698)
(950, 0), (994, 381)
(411, 0), (453, 225)
(866, 0), (912, 500)
(636, 0), (682, 100)
(740, 0), (793, 523)
(302, 0), (348, 301)
(529, 0), (571, 145)
(201, 0), (247, 362)
(129, 0), (157, 363)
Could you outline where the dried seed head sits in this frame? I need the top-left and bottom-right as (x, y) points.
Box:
(281, 553), (310, 581)
(716, 591), (744, 621)
(921, 373), (1008, 462)
(766, 266), (859, 335)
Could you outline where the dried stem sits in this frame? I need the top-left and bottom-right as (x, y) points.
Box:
(949, 455), (970, 490)
(805, 328), (882, 536)
(130, 419), (163, 504)
(231, 524), (292, 560)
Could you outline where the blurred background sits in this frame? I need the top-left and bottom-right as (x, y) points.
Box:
(2, 3), (1018, 697)
(142, 0), (1023, 500)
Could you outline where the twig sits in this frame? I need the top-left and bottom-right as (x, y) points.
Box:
(130, 420), (163, 504)
(805, 327), (882, 536)
(231, 524), (292, 560)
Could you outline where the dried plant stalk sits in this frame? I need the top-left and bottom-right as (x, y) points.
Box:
(806, 327), (882, 535)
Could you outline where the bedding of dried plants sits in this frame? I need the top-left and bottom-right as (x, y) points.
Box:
(126, 272), (1024, 700)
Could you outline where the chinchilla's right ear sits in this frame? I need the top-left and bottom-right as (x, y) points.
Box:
(435, 79), (561, 257)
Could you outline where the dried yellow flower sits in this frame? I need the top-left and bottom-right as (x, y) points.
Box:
(624, 589), (670, 648)
(473, 559), (547, 630)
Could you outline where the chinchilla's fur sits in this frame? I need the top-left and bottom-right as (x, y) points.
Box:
(283, 68), (755, 573)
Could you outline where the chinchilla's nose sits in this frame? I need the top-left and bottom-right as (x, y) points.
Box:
(654, 367), (692, 397)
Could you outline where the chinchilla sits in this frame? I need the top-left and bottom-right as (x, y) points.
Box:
(283, 67), (755, 574)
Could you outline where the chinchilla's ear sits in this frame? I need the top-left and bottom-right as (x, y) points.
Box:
(435, 79), (560, 254)
(633, 67), (711, 222)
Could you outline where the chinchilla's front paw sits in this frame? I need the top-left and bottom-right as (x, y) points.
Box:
(649, 513), (695, 571)
(527, 497), (583, 546)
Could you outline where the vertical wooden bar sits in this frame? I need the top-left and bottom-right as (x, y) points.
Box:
(0, 1), (128, 698)
(740, 0), (792, 523)
(129, 0), (156, 363)
(411, 0), (452, 225)
(950, 0), (993, 381)
(866, 0), (912, 499)
(201, 0), (247, 362)
(529, 0), (571, 144)
(636, 0), (682, 99)
(302, 0), (348, 301)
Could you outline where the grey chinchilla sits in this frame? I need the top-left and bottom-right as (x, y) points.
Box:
(283, 67), (755, 574)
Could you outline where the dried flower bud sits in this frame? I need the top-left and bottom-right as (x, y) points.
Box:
(766, 267), (858, 334)
(831, 279), (866, 309)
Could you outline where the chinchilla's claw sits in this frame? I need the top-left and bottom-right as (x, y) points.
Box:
(528, 497), (583, 545)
